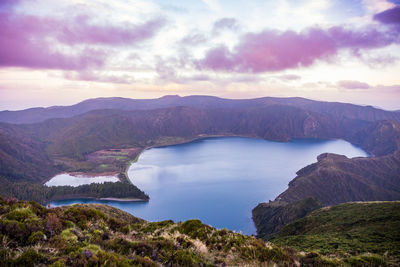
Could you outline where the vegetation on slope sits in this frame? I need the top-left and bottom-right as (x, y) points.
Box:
(0, 124), (58, 183)
(272, 201), (400, 266)
(1, 198), (398, 266)
(277, 152), (400, 205)
(0, 198), (301, 266)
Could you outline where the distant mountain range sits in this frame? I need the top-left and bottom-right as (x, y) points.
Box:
(1, 95), (399, 124)
(0, 95), (399, 240)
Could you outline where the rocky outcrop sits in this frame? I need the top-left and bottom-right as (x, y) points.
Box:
(252, 197), (322, 240)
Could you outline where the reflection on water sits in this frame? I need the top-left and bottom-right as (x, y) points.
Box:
(45, 173), (119, 187)
(51, 137), (368, 234)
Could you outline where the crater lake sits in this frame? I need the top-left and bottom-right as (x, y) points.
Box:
(50, 137), (368, 234)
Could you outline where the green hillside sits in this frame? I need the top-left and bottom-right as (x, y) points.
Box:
(0, 197), (297, 266)
(273, 201), (400, 265)
(1, 197), (398, 266)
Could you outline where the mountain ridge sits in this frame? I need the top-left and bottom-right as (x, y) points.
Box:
(0, 104), (377, 183)
(1, 95), (399, 124)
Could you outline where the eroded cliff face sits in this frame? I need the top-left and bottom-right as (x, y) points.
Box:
(252, 197), (322, 240)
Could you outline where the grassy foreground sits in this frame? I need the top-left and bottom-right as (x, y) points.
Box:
(0, 197), (298, 266)
(1, 197), (399, 266)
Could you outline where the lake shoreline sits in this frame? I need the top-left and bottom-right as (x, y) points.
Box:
(50, 137), (368, 234)
(98, 197), (148, 202)
(124, 134), (266, 184)
(49, 196), (149, 203)
(45, 134), (370, 187)
(125, 134), (371, 184)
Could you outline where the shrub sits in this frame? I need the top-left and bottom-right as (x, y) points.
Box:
(108, 217), (128, 233)
(28, 231), (45, 245)
(141, 220), (174, 233)
(61, 229), (78, 242)
(88, 229), (103, 244)
(0, 248), (11, 265)
(344, 254), (387, 266)
(5, 208), (36, 222)
(46, 213), (62, 236)
(171, 250), (207, 266)
(300, 252), (339, 267)
(240, 239), (290, 264)
(179, 219), (211, 240)
(0, 219), (30, 244)
(105, 238), (135, 255)
(14, 249), (47, 266)
(27, 201), (47, 217)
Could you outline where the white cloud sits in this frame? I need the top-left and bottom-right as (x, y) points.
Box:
(362, 0), (395, 14)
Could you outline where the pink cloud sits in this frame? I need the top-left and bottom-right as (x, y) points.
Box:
(337, 80), (371, 90)
(198, 24), (399, 73)
(64, 70), (133, 84)
(0, 4), (165, 70)
(277, 74), (301, 81)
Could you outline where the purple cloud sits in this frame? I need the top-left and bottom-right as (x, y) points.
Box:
(180, 32), (207, 46)
(337, 80), (371, 90)
(198, 24), (399, 73)
(213, 18), (239, 32)
(0, 0), (20, 8)
(57, 16), (166, 46)
(0, 4), (165, 70)
(0, 13), (106, 70)
(374, 6), (400, 24)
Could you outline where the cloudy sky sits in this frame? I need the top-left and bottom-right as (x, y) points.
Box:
(1, 0), (400, 110)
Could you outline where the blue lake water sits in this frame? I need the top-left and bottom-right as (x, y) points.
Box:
(50, 137), (368, 234)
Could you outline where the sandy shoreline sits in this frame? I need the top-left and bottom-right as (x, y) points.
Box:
(98, 197), (148, 202)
